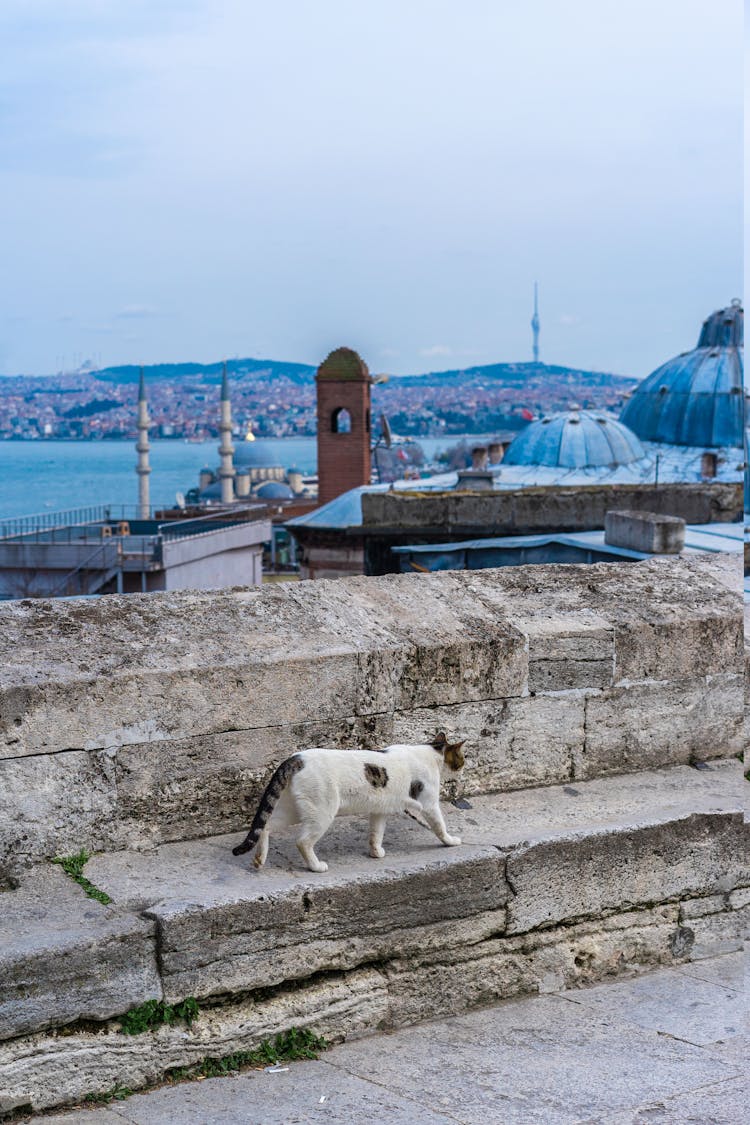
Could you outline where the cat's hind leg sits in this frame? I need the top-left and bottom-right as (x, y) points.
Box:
(253, 828), (270, 869)
(295, 815), (332, 873)
(369, 813), (386, 858)
(420, 802), (461, 847)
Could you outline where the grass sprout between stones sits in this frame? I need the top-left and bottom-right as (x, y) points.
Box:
(51, 850), (112, 905)
(120, 997), (200, 1035)
(167, 1027), (328, 1081)
(84, 1084), (133, 1105)
(77, 1028), (328, 1110)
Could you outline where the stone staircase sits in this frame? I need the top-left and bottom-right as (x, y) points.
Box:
(0, 555), (746, 1116)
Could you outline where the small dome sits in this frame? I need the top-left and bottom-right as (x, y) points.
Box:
(317, 347), (370, 382)
(255, 481), (295, 500)
(233, 439), (283, 469)
(620, 301), (744, 448)
(503, 411), (646, 468)
(199, 482), (224, 499)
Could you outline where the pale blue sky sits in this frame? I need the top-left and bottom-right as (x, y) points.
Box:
(0, 0), (742, 377)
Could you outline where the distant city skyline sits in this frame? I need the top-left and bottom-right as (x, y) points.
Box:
(0, 0), (742, 378)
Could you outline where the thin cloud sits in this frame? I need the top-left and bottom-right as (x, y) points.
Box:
(115, 305), (157, 319)
(420, 345), (453, 358)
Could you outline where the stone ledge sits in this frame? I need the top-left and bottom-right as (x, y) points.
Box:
(2, 761), (743, 1051)
(76, 759), (744, 1007)
(0, 867), (160, 1042)
(1, 557), (740, 762)
(1, 901), (744, 1116)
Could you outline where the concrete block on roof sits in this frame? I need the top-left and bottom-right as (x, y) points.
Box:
(605, 509), (686, 554)
(0, 866), (161, 1042)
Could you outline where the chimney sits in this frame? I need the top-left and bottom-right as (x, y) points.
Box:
(701, 452), (718, 479)
(471, 446), (488, 470)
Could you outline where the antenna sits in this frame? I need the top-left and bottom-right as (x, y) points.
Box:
(531, 282), (540, 364)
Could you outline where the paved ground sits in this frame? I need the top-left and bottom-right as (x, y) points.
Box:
(31, 953), (747, 1125)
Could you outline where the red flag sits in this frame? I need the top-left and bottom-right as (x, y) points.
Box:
(521, 408), (534, 421)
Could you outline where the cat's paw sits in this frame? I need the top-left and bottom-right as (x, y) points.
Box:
(443, 835), (462, 847)
(369, 845), (386, 859)
(309, 860), (329, 873)
(252, 854), (265, 869)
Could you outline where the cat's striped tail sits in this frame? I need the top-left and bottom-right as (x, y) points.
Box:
(231, 754), (304, 856)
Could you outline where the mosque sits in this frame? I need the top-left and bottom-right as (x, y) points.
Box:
(287, 301), (745, 577)
(183, 368), (311, 506)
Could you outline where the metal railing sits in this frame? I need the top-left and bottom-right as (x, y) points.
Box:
(0, 505), (155, 542)
(49, 540), (121, 597)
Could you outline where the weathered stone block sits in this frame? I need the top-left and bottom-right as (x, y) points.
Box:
(113, 713), (396, 848)
(0, 867), (161, 1042)
(384, 904), (683, 1027)
(519, 612), (614, 692)
(505, 811), (745, 934)
(577, 674), (743, 778)
(612, 610), (743, 684)
(0, 968), (388, 1114)
(392, 694), (584, 794)
(677, 900), (746, 959)
(0, 750), (119, 885)
(147, 847), (506, 1002)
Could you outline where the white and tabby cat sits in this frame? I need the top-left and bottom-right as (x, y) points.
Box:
(232, 732), (466, 873)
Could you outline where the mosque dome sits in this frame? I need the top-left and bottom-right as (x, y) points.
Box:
(255, 481), (295, 500)
(233, 436), (283, 469)
(503, 410), (646, 469)
(620, 301), (744, 448)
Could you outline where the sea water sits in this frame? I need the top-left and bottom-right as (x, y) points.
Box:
(0, 436), (461, 519)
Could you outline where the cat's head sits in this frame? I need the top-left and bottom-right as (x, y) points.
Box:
(431, 731), (466, 772)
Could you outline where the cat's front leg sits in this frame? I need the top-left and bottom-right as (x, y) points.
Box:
(403, 797), (431, 829)
(421, 802), (462, 847)
(369, 813), (386, 858)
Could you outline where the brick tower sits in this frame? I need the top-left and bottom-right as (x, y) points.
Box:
(316, 347), (372, 506)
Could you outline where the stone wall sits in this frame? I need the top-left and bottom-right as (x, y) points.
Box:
(361, 481), (743, 533)
(0, 553), (741, 886)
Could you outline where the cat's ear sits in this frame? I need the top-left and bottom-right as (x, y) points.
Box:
(432, 732), (448, 752)
(444, 740), (466, 771)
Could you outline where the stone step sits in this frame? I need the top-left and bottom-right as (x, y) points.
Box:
(1, 557), (742, 882)
(1, 759), (746, 1115)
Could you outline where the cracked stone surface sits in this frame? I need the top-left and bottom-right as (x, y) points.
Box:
(25, 953), (748, 1125)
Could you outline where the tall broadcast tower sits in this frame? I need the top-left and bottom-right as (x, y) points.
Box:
(531, 282), (540, 364)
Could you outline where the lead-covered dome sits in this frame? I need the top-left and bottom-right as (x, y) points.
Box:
(233, 438), (283, 469)
(620, 301), (744, 448)
(503, 410), (646, 468)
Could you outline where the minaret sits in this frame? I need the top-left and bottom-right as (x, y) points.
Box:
(531, 282), (540, 364)
(135, 368), (151, 518)
(218, 363), (235, 504)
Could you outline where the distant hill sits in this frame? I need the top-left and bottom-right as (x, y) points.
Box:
(95, 357), (317, 385)
(95, 357), (632, 387)
(393, 360), (633, 386)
